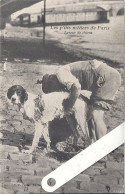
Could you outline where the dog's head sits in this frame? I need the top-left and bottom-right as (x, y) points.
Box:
(7, 85), (28, 106)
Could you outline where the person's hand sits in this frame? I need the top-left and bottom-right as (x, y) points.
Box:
(94, 101), (111, 111)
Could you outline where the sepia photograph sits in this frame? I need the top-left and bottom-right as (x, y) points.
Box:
(0, 0), (124, 193)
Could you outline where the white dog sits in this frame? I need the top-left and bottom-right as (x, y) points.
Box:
(7, 85), (91, 154)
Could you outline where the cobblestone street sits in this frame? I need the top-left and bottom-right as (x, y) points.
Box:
(0, 143), (124, 193)
(0, 37), (124, 193)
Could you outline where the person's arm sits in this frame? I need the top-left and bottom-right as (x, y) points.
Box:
(56, 64), (81, 111)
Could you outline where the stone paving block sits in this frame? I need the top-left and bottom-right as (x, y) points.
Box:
(0, 171), (21, 183)
(118, 146), (124, 154)
(109, 185), (124, 193)
(93, 162), (105, 169)
(107, 154), (116, 161)
(8, 160), (25, 169)
(28, 185), (41, 193)
(3, 126), (15, 133)
(113, 147), (124, 154)
(25, 163), (40, 171)
(0, 132), (3, 139)
(84, 167), (101, 176)
(36, 158), (56, 169)
(14, 125), (26, 133)
(0, 159), (23, 166)
(0, 120), (7, 127)
(7, 109), (17, 115)
(64, 180), (76, 188)
(101, 168), (123, 178)
(11, 176), (23, 184)
(0, 186), (13, 194)
(9, 153), (32, 162)
(36, 168), (51, 177)
(9, 165), (34, 176)
(26, 162), (51, 172)
(119, 170), (124, 178)
(10, 169), (34, 177)
(25, 119), (34, 126)
(22, 175), (42, 186)
(113, 153), (124, 162)
(1, 182), (12, 190)
(40, 187), (62, 193)
(12, 120), (22, 126)
(3, 182), (25, 193)
(61, 185), (84, 193)
(0, 145), (19, 152)
(0, 164), (10, 172)
(13, 115), (23, 121)
(25, 126), (35, 135)
(119, 178), (124, 185)
(0, 175), (11, 182)
(0, 152), (8, 159)
(79, 181), (89, 191)
(0, 171), (11, 178)
(46, 158), (60, 169)
(106, 161), (124, 171)
(72, 188), (88, 193)
(9, 163), (27, 170)
(94, 175), (118, 185)
(17, 191), (30, 194)
(55, 188), (65, 193)
(88, 182), (107, 193)
(74, 174), (90, 183)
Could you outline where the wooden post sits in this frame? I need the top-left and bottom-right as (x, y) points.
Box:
(43, 0), (46, 45)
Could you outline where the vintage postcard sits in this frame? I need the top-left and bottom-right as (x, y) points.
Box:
(0, 0), (124, 193)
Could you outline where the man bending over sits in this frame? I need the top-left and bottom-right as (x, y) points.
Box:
(41, 59), (121, 141)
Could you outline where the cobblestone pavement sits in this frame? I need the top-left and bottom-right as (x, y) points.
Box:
(0, 55), (124, 193)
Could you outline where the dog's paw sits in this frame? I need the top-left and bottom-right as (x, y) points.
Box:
(22, 149), (33, 154)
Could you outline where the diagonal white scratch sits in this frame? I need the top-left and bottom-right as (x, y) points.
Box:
(42, 122), (124, 192)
